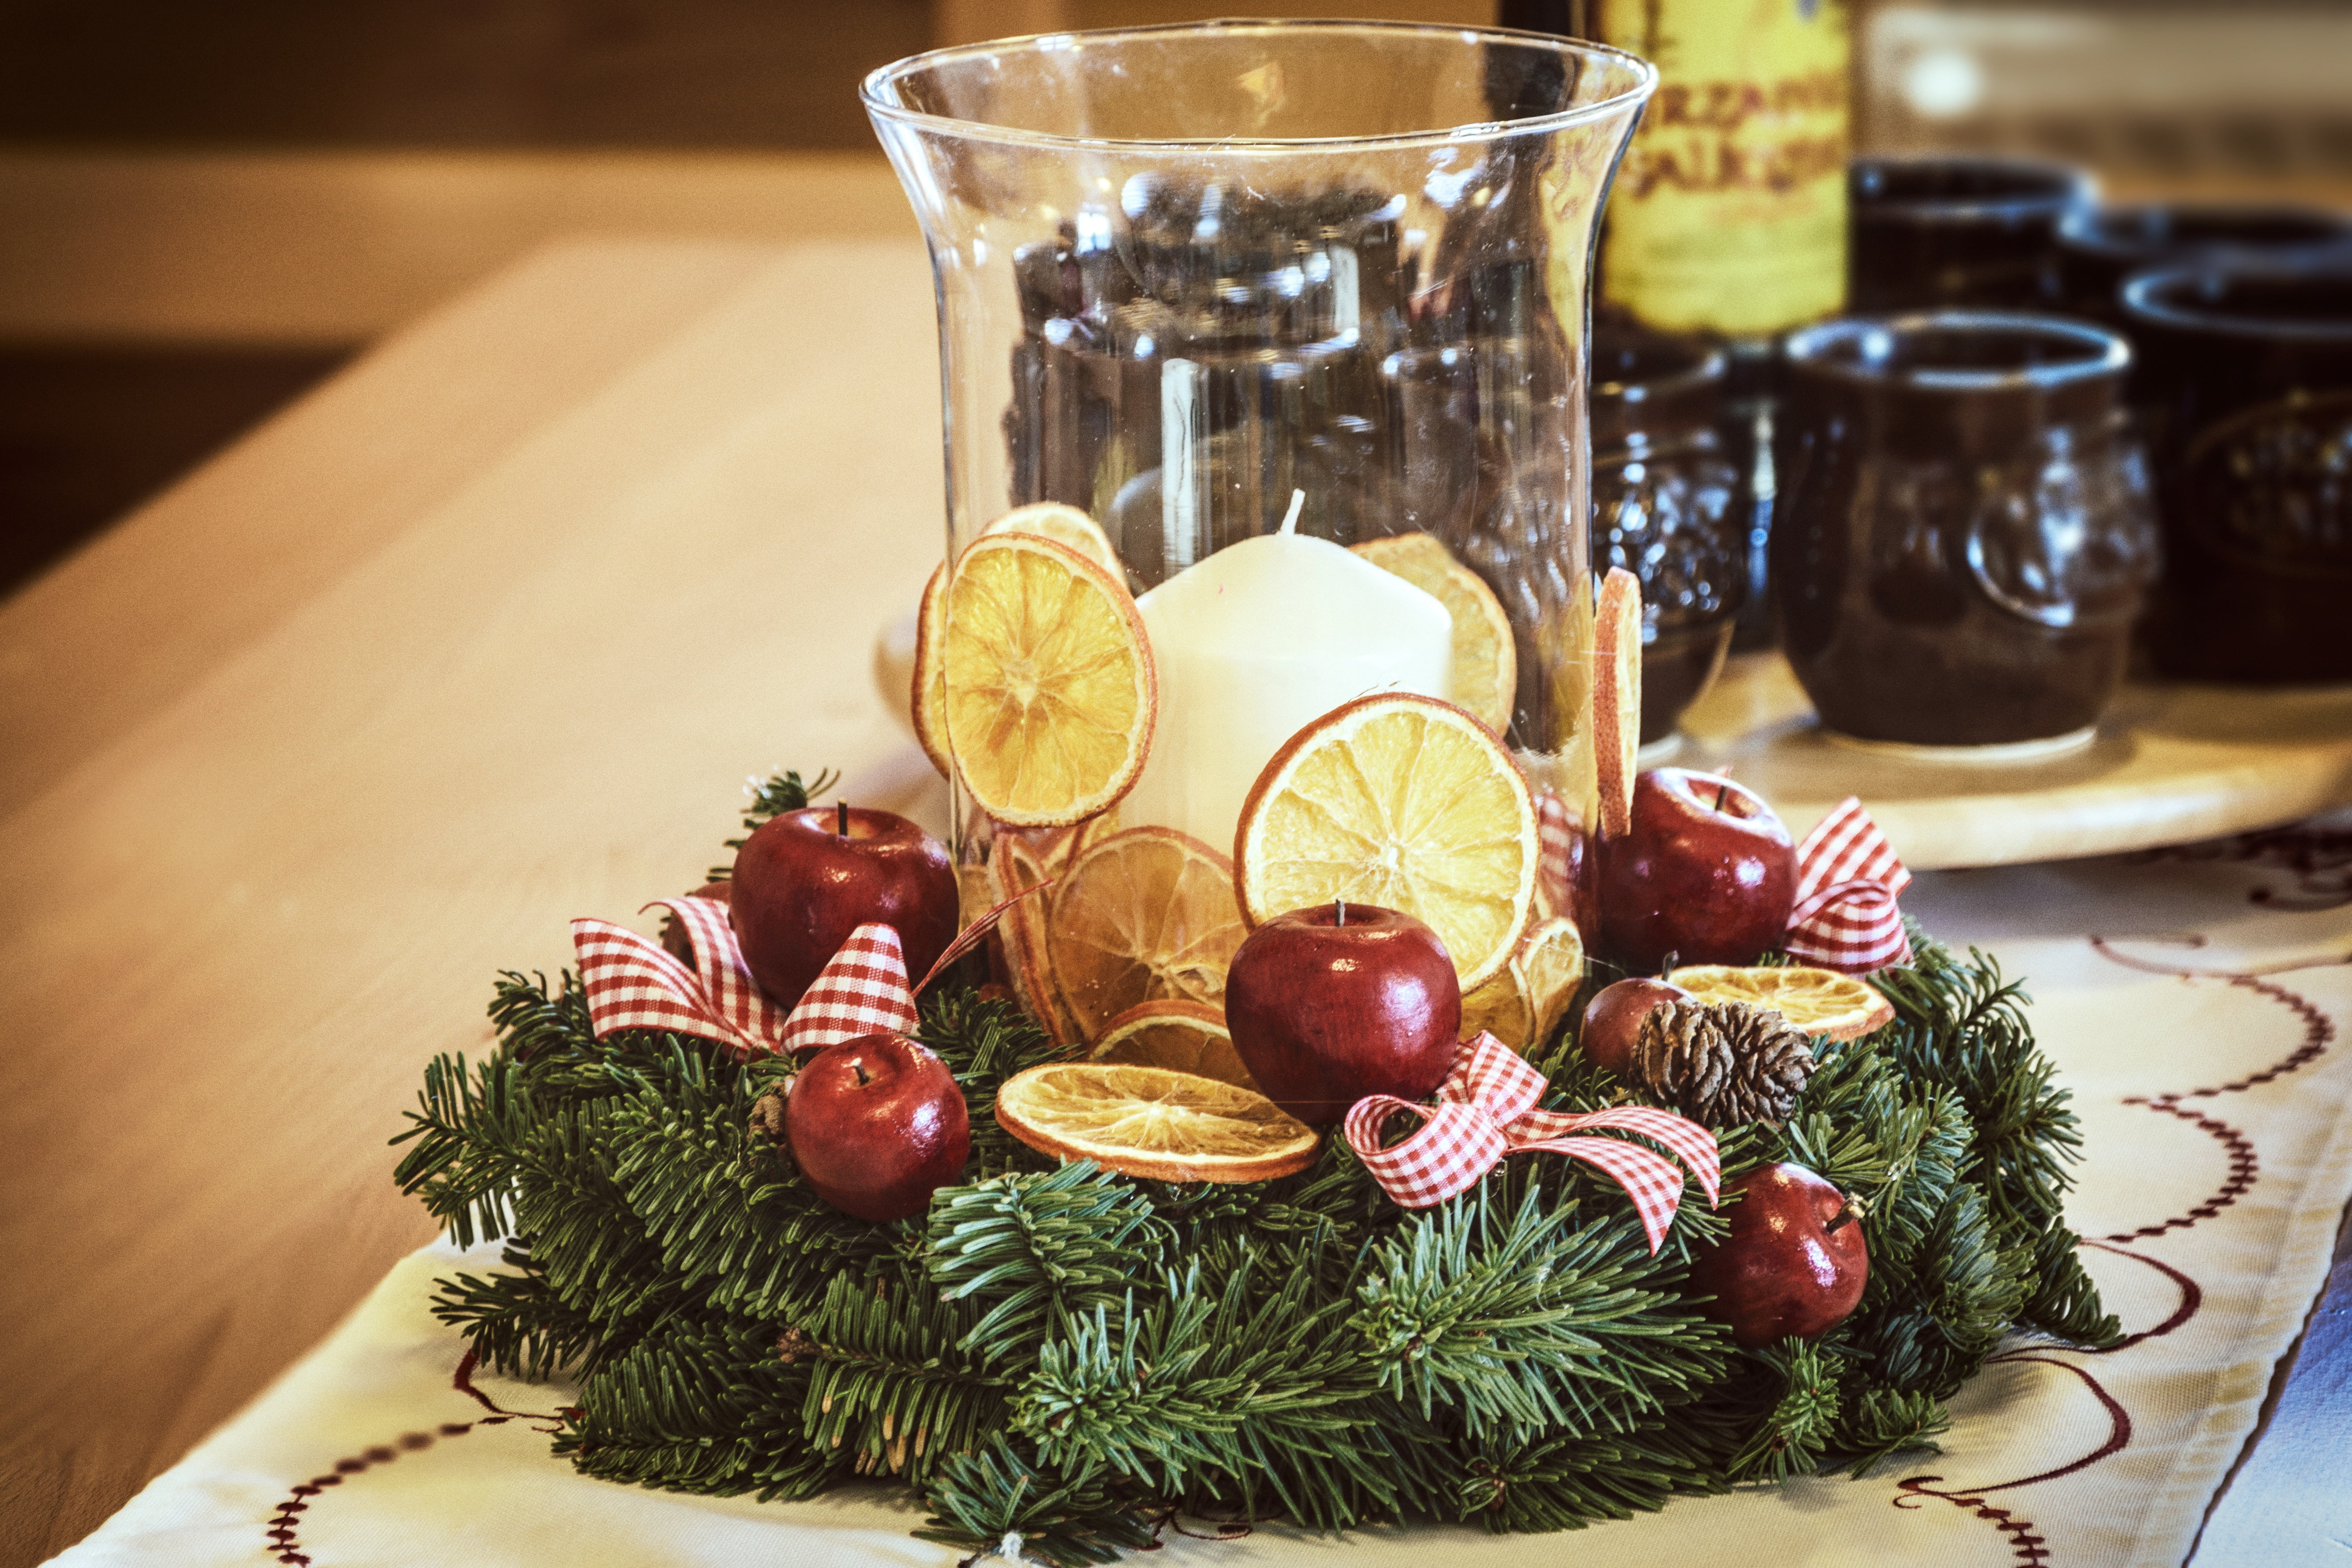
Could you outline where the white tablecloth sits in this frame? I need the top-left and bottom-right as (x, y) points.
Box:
(50, 809), (2352, 1567)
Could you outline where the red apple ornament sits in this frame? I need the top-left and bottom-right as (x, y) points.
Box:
(1688, 1162), (1869, 1347)
(785, 1031), (970, 1222)
(1595, 769), (1796, 972)
(1225, 902), (1461, 1126)
(730, 804), (959, 1011)
(1578, 976), (1691, 1077)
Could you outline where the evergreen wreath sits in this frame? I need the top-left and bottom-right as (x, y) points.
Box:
(392, 770), (2118, 1564)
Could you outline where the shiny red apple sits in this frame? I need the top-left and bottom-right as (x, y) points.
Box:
(1578, 976), (1691, 1077)
(730, 805), (958, 1011)
(1595, 769), (1796, 972)
(1688, 1162), (1869, 1348)
(784, 1032), (970, 1222)
(1225, 902), (1461, 1126)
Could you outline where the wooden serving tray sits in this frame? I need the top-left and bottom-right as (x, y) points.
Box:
(1670, 653), (2352, 868)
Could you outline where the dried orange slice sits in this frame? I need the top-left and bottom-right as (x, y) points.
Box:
(1234, 693), (1538, 992)
(1518, 915), (1588, 1047)
(989, 847), (1080, 1048)
(983, 502), (1124, 580)
(911, 562), (954, 778)
(1089, 999), (1255, 1089)
(1047, 826), (1245, 1039)
(1351, 533), (1518, 736)
(993, 1062), (1317, 1183)
(1667, 964), (1895, 1043)
(942, 532), (1155, 827)
(1460, 966), (1536, 1049)
(1593, 566), (1642, 840)
(1457, 914), (1586, 1049)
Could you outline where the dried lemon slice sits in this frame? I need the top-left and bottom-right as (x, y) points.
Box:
(942, 532), (1155, 827)
(1593, 566), (1642, 840)
(1667, 964), (1895, 1043)
(994, 1062), (1317, 1183)
(911, 562), (953, 778)
(1351, 533), (1518, 736)
(983, 502), (1124, 581)
(1048, 826), (1245, 1039)
(1235, 693), (1538, 992)
(1089, 999), (1255, 1090)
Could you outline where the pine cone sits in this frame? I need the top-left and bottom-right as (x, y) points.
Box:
(1627, 999), (1815, 1128)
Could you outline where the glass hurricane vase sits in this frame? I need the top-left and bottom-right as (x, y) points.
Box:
(864, 22), (1652, 1034)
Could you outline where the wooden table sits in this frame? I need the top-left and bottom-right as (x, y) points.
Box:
(5, 231), (2348, 1568)
(0, 236), (946, 1563)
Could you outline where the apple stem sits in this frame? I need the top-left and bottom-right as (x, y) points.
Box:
(1335, 897), (1346, 927)
(1825, 1202), (1861, 1234)
(837, 800), (850, 838)
(1714, 777), (1731, 811)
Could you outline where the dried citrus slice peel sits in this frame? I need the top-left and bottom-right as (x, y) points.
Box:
(1350, 533), (1518, 736)
(1667, 964), (1895, 1043)
(1593, 566), (1642, 840)
(1518, 916), (1588, 1047)
(988, 847), (1080, 1048)
(941, 532), (1155, 827)
(1048, 826), (1245, 1039)
(1089, 999), (1255, 1090)
(993, 1062), (1318, 1184)
(983, 502), (1125, 581)
(1234, 692), (1538, 992)
(911, 563), (953, 777)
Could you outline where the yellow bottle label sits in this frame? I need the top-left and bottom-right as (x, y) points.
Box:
(1597, 0), (1850, 336)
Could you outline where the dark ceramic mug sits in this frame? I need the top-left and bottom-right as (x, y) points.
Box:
(2059, 203), (2352, 328)
(1849, 156), (2093, 314)
(1589, 324), (1745, 744)
(1774, 313), (2159, 748)
(2123, 263), (2352, 684)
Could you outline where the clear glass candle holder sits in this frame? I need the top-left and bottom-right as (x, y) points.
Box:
(864, 22), (1651, 1027)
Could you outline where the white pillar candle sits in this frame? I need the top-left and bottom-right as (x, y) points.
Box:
(1122, 496), (1454, 852)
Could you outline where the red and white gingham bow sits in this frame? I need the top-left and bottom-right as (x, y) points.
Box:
(1785, 797), (1912, 974)
(569, 884), (1035, 1057)
(1343, 1033), (1720, 1251)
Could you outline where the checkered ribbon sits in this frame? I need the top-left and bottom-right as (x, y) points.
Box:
(1535, 788), (1576, 915)
(1342, 1033), (1720, 1251)
(569, 882), (1041, 1057)
(1785, 796), (1913, 974)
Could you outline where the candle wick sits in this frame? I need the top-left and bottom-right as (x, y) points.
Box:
(837, 801), (850, 838)
(1279, 488), (1305, 537)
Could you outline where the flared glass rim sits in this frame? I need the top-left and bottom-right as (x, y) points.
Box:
(2121, 262), (2352, 341)
(859, 19), (1657, 153)
(1786, 311), (2131, 391)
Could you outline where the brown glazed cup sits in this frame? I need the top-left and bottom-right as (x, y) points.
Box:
(2059, 203), (2352, 329)
(1773, 313), (2160, 747)
(1849, 156), (2093, 314)
(1590, 322), (1745, 743)
(2123, 263), (2352, 684)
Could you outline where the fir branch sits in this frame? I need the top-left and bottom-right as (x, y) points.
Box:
(1830, 1386), (1951, 1478)
(1724, 1340), (1842, 1483)
(916, 1436), (1158, 1567)
(798, 1270), (1012, 1485)
(427, 1248), (596, 1380)
(926, 1164), (1172, 1362)
(1350, 1180), (1730, 1444)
